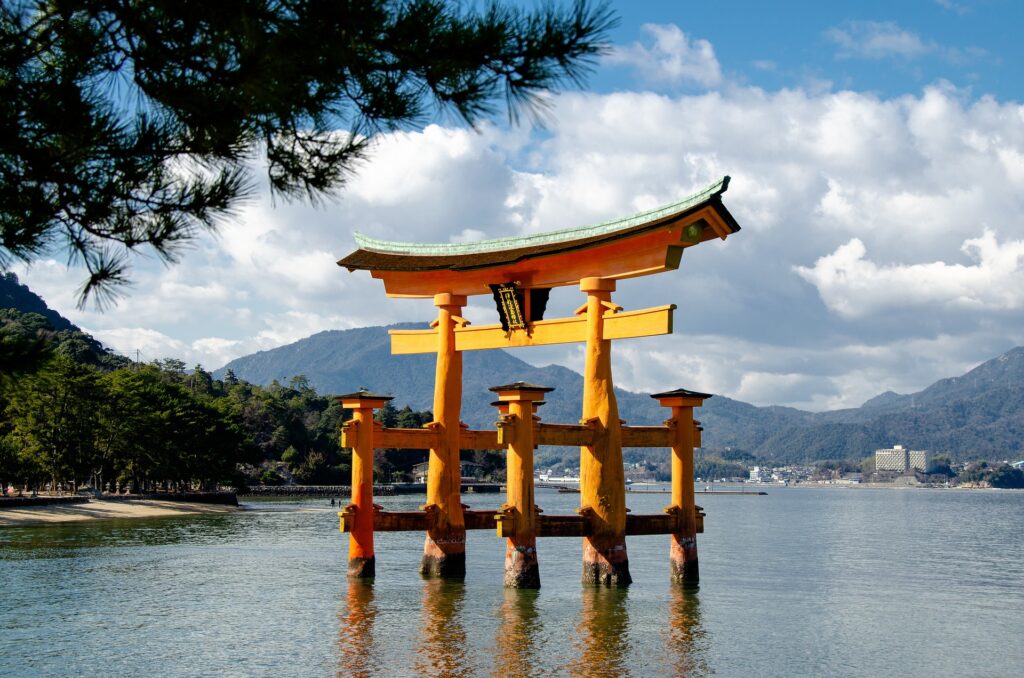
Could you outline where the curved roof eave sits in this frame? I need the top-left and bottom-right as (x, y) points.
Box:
(351, 176), (733, 258)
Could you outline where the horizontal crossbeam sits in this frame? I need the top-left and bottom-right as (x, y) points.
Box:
(341, 426), (501, 450)
(341, 509), (704, 535)
(620, 426), (675, 448)
(343, 423), (691, 450)
(536, 423), (593, 446)
(390, 305), (675, 354)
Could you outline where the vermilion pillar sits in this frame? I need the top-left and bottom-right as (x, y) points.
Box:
(653, 388), (712, 585)
(338, 390), (394, 578)
(491, 382), (553, 588)
(421, 292), (468, 578)
(578, 277), (630, 586)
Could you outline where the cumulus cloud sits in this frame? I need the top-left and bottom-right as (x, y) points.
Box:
(16, 68), (1024, 409)
(794, 231), (1024, 318)
(606, 24), (721, 87)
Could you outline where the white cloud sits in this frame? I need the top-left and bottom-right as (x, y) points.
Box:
(825, 21), (987, 65)
(795, 231), (1024, 318)
(935, 0), (971, 15)
(825, 21), (932, 60)
(87, 327), (187, 364)
(606, 24), (721, 87)
(16, 68), (1024, 410)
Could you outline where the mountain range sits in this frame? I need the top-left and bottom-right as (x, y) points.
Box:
(215, 324), (1024, 463)
(3, 272), (1019, 464)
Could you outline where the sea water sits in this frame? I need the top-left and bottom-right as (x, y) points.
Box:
(1, 487), (1022, 677)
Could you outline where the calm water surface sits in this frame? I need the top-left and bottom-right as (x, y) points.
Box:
(1, 487), (1022, 677)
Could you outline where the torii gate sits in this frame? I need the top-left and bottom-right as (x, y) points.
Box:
(336, 176), (741, 587)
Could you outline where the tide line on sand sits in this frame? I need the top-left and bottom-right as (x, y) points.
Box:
(0, 499), (240, 527)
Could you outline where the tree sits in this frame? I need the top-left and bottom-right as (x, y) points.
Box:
(928, 454), (954, 477)
(0, 309), (52, 376)
(3, 354), (103, 491)
(375, 401), (399, 428)
(988, 465), (1024, 489)
(1, 0), (615, 304)
(98, 364), (247, 491)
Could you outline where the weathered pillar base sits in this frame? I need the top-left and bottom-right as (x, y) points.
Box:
(582, 539), (632, 587)
(504, 544), (541, 589)
(420, 535), (467, 579)
(348, 555), (376, 579)
(669, 535), (699, 585)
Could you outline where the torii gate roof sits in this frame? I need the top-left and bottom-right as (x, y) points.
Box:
(338, 176), (740, 298)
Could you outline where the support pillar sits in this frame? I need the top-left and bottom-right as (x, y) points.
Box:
(421, 293), (468, 578)
(337, 390), (394, 578)
(578, 277), (630, 586)
(654, 388), (712, 586)
(491, 382), (553, 588)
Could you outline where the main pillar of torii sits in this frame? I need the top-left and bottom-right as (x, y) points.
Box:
(337, 177), (741, 584)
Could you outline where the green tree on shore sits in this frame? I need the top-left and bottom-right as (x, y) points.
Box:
(3, 355), (102, 492)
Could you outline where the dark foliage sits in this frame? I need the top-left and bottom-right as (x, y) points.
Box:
(957, 461), (1024, 489)
(1, 0), (615, 304)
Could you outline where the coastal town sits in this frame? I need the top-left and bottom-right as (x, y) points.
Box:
(537, 443), (1024, 489)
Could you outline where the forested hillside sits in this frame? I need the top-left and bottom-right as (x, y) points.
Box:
(0, 278), (393, 492)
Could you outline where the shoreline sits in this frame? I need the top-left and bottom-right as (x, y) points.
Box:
(0, 498), (240, 527)
(743, 482), (1024, 491)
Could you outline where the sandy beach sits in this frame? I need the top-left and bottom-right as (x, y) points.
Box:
(0, 499), (240, 527)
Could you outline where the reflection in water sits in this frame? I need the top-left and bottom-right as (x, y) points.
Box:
(492, 589), (542, 678)
(665, 585), (709, 676)
(337, 580), (379, 678)
(569, 587), (630, 678)
(415, 579), (471, 677)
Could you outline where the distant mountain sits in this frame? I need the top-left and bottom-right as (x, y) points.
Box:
(699, 347), (1024, 461)
(214, 324), (664, 430)
(216, 324), (1024, 463)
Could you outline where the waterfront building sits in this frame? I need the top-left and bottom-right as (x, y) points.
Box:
(909, 450), (929, 472)
(874, 445), (929, 473)
(749, 466), (768, 483)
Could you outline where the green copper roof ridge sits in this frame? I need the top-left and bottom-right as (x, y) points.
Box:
(353, 176), (730, 256)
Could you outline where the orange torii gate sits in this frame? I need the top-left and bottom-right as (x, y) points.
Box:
(336, 176), (741, 587)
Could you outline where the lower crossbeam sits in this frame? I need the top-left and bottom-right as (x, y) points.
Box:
(341, 509), (704, 535)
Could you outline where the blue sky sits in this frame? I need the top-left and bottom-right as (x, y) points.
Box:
(598, 0), (1020, 99)
(18, 0), (1024, 411)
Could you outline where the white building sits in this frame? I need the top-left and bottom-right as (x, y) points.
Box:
(908, 450), (929, 472)
(875, 445), (929, 473)
(749, 466), (768, 483)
